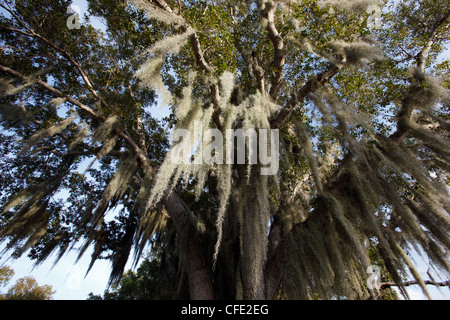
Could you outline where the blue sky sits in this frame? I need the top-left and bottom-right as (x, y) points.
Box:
(0, 0), (449, 300)
(1, 242), (112, 299)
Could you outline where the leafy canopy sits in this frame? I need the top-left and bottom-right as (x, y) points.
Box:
(0, 0), (449, 300)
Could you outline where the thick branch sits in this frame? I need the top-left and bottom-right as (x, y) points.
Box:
(263, 2), (285, 102)
(270, 64), (341, 129)
(380, 280), (450, 290)
(209, 84), (224, 131)
(417, 10), (450, 73)
(188, 33), (224, 130)
(391, 16), (449, 142)
(149, 0), (175, 14)
(162, 190), (214, 300)
(416, 34), (438, 74)
(140, 1), (223, 130)
(190, 33), (214, 74)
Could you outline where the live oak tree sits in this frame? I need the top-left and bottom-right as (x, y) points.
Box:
(0, 0), (449, 300)
(87, 251), (187, 300)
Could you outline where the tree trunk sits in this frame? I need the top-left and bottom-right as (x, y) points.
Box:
(239, 172), (269, 300)
(163, 191), (214, 300)
(185, 234), (215, 300)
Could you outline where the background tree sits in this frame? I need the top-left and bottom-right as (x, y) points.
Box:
(0, 265), (14, 288)
(0, 265), (55, 300)
(0, 0), (449, 300)
(87, 251), (188, 300)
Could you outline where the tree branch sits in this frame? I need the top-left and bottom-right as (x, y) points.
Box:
(262, 2), (285, 102)
(251, 51), (266, 94)
(149, 0), (175, 14)
(380, 279), (450, 290)
(0, 2), (35, 35)
(190, 33), (213, 73)
(0, 24), (34, 37)
(391, 13), (449, 142)
(270, 64), (341, 129)
(416, 33), (439, 74)
(0, 64), (105, 121)
(188, 33), (224, 130)
(139, 1), (223, 130)
(189, 34), (225, 129)
(176, 0), (182, 15)
(0, 63), (156, 177)
(150, 2), (224, 130)
(416, 10), (449, 73)
(0, 17), (108, 109)
(40, 145), (124, 159)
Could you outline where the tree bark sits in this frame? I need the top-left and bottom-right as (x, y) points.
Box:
(239, 173), (268, 300)
(263, 1), (286, 102)
(162, 191), (215, 300)
(185, 234), (215, 300)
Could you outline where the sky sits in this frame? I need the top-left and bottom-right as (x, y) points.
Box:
(0, 0), (449, 300)
(1, 243), (112, 299)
